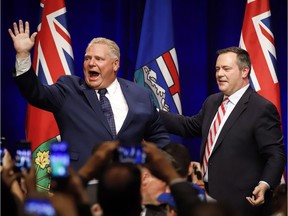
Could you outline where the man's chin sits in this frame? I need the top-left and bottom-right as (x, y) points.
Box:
(218, 86), (227, 93)
(87, 81), (100, 89)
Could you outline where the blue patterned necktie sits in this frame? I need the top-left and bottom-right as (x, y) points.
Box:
(98, 88), (116, 139)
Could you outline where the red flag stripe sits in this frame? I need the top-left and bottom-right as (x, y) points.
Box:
(162, 51), (181, 96)
(259, 25), (274, 45)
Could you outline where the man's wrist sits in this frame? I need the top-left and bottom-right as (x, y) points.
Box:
(15, 55), (31, 76)
(78, 174), (89, 188)
(258, 181), (270, 190)
(16, 51), (30, 59)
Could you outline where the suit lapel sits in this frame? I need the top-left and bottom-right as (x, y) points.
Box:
(81, 84), (113, 136)
(211, 88), (252, 154)
(203, 95), (223, 141)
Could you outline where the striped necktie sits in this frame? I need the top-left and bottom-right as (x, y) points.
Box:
(202, 97), (229, 177)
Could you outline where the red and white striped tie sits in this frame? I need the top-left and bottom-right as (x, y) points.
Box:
(202, 97), (229, 177)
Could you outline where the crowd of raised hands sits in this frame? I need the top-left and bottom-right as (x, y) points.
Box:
(1, 145), (91, 216)
(1, 140), (204, 216)
(3, 139), (286, 216)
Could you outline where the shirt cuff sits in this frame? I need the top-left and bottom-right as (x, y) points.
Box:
(259, 181), (270, 189)
(15, 55), (31, 76)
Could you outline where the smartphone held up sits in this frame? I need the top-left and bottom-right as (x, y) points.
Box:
(14, 140), (32, 172)
(116, 145), (147, 164)
(50, 141), (70, 179)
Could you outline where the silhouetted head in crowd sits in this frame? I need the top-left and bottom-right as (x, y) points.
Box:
(1, 180), (23, 216)
(97, 162), (142, 216)
(192, 202), (236, 216)
(161, 143), (191, 178)
(270, 183), (287, 215)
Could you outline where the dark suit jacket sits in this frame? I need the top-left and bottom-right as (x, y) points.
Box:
(160, 87), (286, 216)
(15, 67), (170, 170)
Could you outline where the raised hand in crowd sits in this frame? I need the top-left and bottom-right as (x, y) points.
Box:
(1, 148), (25, 201)
(142, 140), (180, 184)
(78, 140), (120, 184)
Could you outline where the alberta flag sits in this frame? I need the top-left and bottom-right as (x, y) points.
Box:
(240, 0), (286, 182)
(27, 0), (74, 192)
(134, 0), (182, 116)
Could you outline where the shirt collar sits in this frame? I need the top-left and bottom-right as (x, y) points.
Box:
(106, 78), (119, 95)
(226, 84), (249, 105)
(97, 78), (119, 95)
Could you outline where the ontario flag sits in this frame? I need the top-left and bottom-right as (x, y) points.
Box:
(134, 0), (182, 118)
(240, 0), (286, 182)
(27, 0), (74, 192)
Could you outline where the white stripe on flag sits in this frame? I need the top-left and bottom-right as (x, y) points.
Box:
(156, 56), (174, 87)
(47, 8), (73, 76)
(252, 11), (278, 84)
(239, 34), (261, 92)
(172, 93), (182, 114)
(36, 43), (54, 85)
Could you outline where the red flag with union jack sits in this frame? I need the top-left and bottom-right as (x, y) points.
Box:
(240, 0), (285, 182)
(27, 0), (74, 192)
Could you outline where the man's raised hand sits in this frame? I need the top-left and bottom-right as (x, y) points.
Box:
(8, 20), (37, 58)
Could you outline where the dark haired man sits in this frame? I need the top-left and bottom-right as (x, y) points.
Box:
(159, 47), (286, 216)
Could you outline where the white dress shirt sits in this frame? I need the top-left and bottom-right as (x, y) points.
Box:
(96, 79), (128, 134)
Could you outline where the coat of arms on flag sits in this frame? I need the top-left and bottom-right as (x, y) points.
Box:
(134, 48), (181, 114)
(134, 0), (182, 115)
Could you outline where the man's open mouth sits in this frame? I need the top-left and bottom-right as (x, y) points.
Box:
(89, 71), (100, 77)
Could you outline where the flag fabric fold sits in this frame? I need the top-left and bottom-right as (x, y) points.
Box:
(134, 0), (182, 115)
(240, 0), (285, 182)
(27, 0), (74, 192)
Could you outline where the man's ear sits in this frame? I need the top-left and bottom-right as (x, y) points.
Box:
(141, 170), (151, 187)
(242, 66), (249, 78)
(113, 59), (119, 72)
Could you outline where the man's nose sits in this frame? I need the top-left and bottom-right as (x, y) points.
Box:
(89, 58), (96, 66)
(217, 68), (224, 76)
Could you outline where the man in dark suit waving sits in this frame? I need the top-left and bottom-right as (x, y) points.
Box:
(8, 20), (170, 170)
(159, 46), (286, 216)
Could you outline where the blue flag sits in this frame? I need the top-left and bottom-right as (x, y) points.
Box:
(134, 0), (182, 115)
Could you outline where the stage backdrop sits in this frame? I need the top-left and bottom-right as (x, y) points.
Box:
(2, 0), (287, 162)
